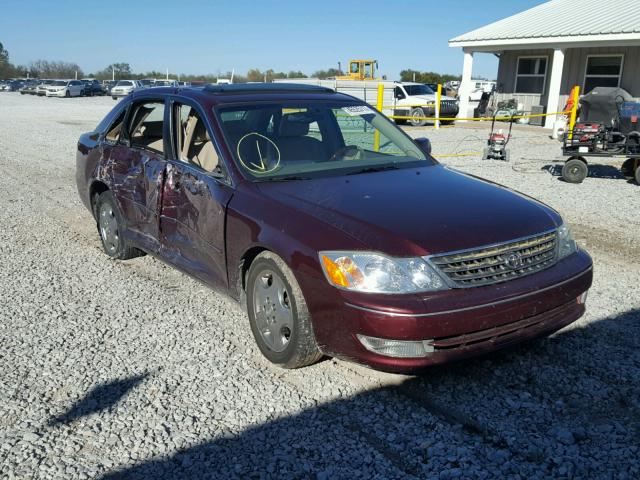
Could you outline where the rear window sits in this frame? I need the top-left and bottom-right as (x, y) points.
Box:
(117, 81), (133, 87)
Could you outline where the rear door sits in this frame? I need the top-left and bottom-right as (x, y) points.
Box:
(158, 99), (233, 290)
(105, 98), (168, 252)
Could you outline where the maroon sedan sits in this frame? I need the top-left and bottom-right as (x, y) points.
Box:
(75, 84), (592, 373)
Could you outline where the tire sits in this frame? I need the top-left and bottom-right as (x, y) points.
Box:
(408, 107), (428, 127)
(65, 90), (70, 98)
(562, 157), (588, 183)
(503, 149), (510, 162)
(440, 120), (455, 126)
(112, 96), (117, 100)
(621, 158), (636, 178)
(635, 165), (640, 185)
(246, 251), (322, 369)
(95, 191), (142, 260)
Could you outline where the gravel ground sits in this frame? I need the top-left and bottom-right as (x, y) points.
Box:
(0, 93), (639, 479)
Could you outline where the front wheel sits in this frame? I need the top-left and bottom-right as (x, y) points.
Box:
(635, 165), (640, 185)
(246, 252), (322, 369)
(408, 107), (428, 127)
(65, 90), (70, 98)
(562, 157), (588, 183)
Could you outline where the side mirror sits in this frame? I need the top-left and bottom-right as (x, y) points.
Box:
(209, 164), (226, 179)
(414, 137), (431, 155)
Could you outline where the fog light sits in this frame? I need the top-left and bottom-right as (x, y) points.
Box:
(578, 290), (589, 305)
(357, 334), (434, 358)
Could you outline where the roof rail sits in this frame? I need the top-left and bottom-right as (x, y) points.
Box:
(203, 83), (334, 94)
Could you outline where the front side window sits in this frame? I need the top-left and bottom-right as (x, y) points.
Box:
(350, 62), (359, 74)
(584, 55), (623, 93)
(515, 56), (547, 94)
(128, 101), (165, 154)
(215, 101), (430, 181)
(174, 103), (220, 173)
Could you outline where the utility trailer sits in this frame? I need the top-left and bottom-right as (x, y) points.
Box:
(562, 86), (640, 185)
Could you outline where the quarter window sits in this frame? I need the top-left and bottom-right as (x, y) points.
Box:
(105, 109), (126, 143)
(515, 56), (547, 94)
(128, 101), (165, 155)
(584, 55), (623, 93)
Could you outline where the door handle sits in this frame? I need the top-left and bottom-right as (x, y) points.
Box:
(167, 168), (181, 190)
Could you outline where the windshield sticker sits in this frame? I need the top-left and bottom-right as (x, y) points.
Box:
(341, 105), (375, 117)
(236, 132), (281, 174)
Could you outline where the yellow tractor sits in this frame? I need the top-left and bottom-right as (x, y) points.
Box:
(336, 59), (379, 81)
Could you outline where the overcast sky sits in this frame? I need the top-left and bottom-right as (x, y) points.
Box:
(1, 0), (546, 79)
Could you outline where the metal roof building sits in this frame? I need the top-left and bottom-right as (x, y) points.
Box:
(449, 0), (640, 127)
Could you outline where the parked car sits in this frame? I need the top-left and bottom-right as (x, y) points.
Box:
(81, 79), (105, 96)
(140, 79), (155, 88)
(110, 79), (142, 99)
(153, 79), (179, 87)
(75, 83), (592, 373)
(19, 81), (38, 94)
(102, 80), (118, 95)
(36, 79), (55, 96)
(46, 79), (84, 97)
(393, 82), (459, 126)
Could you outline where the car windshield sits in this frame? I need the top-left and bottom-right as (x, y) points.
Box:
(51, 81), (66, 86)
(215, 101), (431, 181)
(403, 84), (434, 96)
(116, 81), (133, 86)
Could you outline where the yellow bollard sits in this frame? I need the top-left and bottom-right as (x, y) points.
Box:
(374, 83), (384, 151)
(568, 85), (580, 140)
(435, 84), (442, 130)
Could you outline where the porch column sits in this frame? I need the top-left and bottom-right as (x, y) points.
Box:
(457, 50), (474, 121)
(544, 48), (565, 128)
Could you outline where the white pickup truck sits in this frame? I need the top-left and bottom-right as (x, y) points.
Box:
(272, 79), (459, 126)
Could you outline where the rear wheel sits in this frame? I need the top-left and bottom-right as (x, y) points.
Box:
(635, 165), (640, 185)
(408, 107), (428, 127)
(95, 191), (142, 260)
(246, 252), (322, 369)
(562, 157), (588, 183)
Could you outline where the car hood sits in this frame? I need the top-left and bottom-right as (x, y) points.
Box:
(255, 165), (560, 256)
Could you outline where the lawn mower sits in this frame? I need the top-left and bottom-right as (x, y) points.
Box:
(482, 113), (514, 161)
(562, 86), (640, 185)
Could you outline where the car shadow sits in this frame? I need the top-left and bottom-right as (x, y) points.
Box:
(97, 308), (640, 479)
(48, 373), (149, 426)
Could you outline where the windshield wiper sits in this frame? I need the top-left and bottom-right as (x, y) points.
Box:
(256, 175), (310, 182)
(346, 165), (400, 175)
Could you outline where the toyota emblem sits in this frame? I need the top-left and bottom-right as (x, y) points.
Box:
(505, 252), (524, 269)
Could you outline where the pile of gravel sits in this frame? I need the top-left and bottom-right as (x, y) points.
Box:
(0, 94), (638, 479)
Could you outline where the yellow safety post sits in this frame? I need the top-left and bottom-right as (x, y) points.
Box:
(435, 84), (442, 130)
(568, 85), (580, 140)
(374, 83), (384, 151)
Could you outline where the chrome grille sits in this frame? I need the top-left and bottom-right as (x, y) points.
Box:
(430, 231), (557, 287)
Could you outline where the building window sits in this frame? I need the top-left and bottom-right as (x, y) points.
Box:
(584, 55), (623, 93)
(515, 56), (547, 94)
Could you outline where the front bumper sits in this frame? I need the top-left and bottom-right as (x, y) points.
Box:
(306, 250), (592, 373)
(111, 90), (132, 97)
(46, 90), (65, 97)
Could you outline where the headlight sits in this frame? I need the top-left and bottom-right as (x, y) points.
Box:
(557, 223), (577, 259)
(319, 251), (446, 293)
